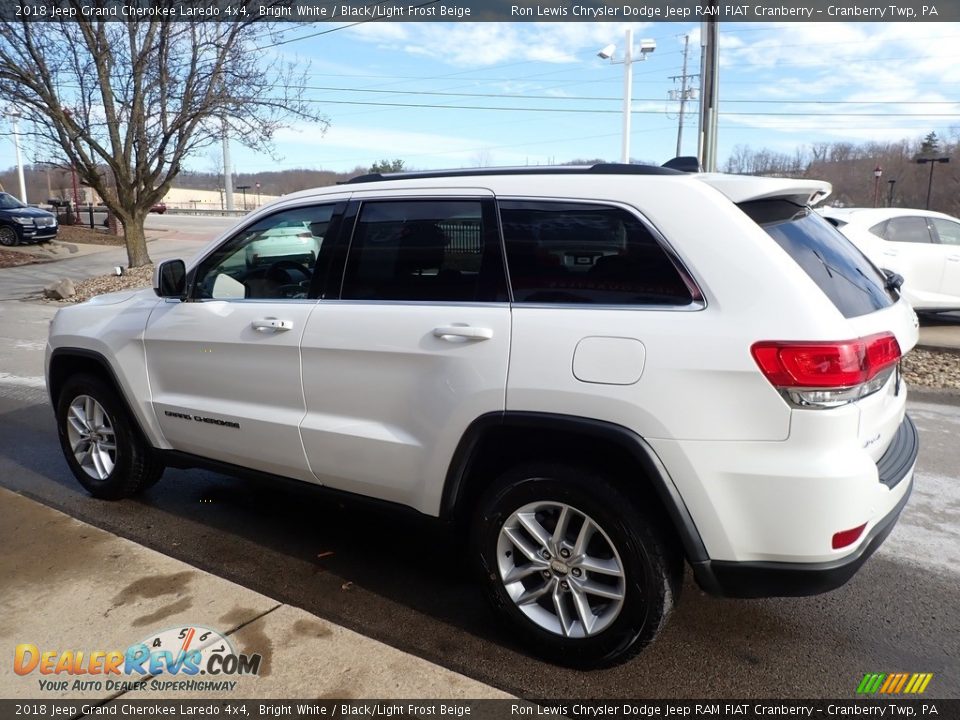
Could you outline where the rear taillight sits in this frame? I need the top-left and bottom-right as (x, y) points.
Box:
(751, 333), (901, 408)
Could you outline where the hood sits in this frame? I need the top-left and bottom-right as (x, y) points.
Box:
(84, 287), (155, 306)
(2, 206), (56, 219)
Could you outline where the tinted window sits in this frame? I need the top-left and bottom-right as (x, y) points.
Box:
(740, 199), (895, 319)
(499, 201), (693, 305)
(884, 216), (933, 244)
(341, 200), (504, 302)
(931, 218), (960, 246)
(193, 204), (336, 300)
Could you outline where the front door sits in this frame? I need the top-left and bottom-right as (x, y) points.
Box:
(144, 202), (344, 481)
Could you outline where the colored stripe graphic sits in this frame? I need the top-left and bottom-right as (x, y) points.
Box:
(858, 673), (932, 694)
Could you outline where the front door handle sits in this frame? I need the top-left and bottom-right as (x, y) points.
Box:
(252, 318), (294, 332)
(947, 255), (960, 262)
(433, 325), (493, 341)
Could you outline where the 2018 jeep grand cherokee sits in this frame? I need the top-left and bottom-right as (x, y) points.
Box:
(46, 163), (919, 668)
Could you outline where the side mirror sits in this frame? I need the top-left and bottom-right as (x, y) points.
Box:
(154, 259), (187, 298)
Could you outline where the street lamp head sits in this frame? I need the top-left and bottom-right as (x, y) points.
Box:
(874, 165), (882, 179)
(638, 39), (657, 56)
(597, 44), (616, 60)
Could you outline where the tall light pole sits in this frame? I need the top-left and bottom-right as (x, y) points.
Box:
(872, 165), (882, 208)
(6, 110), (27, 203)
(916, 156), (949, 210)
(222, 115), (234, 211)
(598, 30), (656, 164)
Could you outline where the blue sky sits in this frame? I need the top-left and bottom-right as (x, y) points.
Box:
(4, 21), (960, 175)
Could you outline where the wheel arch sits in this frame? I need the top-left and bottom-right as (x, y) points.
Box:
(441, 411), (709, 566)
(48, 348), (157, 448)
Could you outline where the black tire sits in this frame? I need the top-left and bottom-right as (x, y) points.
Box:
(56, 374), (164, 499)
(0, 225), (18, 246)
(472, 463), (681, 668)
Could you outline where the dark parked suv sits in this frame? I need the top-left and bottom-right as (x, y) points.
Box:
(0, 192), (58, 246)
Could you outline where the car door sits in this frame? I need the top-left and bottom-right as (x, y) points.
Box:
(876, 216), (944, 298)
(144, 201), (346, 481)
(929, 217), (960, 302)
(298, 192), (511, 513)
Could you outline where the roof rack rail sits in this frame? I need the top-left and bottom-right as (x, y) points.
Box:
(344, 163), (683, 184)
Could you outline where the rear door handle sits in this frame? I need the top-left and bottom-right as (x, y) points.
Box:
(433, 325), (493, 341)
(948, 255), (960, 262)
(252, 318), (294, 332)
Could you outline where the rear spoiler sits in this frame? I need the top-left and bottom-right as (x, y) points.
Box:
(695, 174), (832, 207)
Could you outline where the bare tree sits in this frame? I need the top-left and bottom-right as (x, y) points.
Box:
(0, 6), (328, 266)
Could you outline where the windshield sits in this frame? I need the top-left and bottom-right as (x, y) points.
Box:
(0, 193), (27, 210)
(739, 199), (897, 319)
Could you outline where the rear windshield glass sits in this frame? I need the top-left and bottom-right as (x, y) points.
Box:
(739, 199), (896, 319)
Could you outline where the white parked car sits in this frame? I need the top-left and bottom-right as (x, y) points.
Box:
(820, 207), (960, 312)
(47, 164), (919, 667)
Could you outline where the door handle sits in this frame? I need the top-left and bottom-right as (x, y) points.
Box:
(252, 318), (294, 332)
(948, 255), (960, 262)
(882, 250), (898, 257)
(433, 325), (493, 341)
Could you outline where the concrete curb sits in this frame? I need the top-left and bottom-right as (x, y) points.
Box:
(909, 386), (960, 407)
(0, 487), (510, 701)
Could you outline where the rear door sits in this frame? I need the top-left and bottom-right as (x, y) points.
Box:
(929, 216), (960, 301)
(876, 215), (946, 298)
(298, 191), (511, 513)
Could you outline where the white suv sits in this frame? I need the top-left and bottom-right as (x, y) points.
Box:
(46, 164), (919, 667)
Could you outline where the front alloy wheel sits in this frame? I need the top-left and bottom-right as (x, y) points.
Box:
(65, 394), (118, 480)
(56, 374), (164, 499)
(0, 225), (18, 246)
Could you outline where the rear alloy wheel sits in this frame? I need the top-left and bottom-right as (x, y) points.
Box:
(0, 225), (18, 246)
(473, 463), (681, 668)
(56, 375), (164, 499)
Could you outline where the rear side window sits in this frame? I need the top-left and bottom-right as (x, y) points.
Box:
(882, 216), (934, 244)
(341, 199), (506, 302)
(499, 200), (694, 305)
(740, 199), (896, 319)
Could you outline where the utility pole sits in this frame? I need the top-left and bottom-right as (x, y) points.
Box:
(698, 10), (720, 172)
(222, 116), (234, 211)
(669, 35), (699, 158)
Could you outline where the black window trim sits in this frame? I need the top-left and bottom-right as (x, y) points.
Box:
(495, 195), (706, 311)
(334, 196), (510, 304)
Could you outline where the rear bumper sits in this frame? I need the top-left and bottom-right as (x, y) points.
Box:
(692, 415), (919, 598)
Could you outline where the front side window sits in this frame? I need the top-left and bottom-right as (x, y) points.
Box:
(499, 200), (693, 305)
(193, 204), (337, 300)
(930, 218), (960, 246)
(341, 199), (505, 302)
